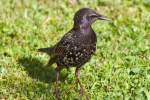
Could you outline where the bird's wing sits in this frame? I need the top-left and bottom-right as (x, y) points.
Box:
(53, 32), (75, 55)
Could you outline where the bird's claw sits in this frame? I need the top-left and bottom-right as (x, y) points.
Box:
(54, 88), (61, 100)
(79, 88), (89, 100)
(80, 88), (84, 96)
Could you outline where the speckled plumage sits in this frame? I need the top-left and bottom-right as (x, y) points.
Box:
(54, 28), (96, 68)
(38, 8), (109, 99)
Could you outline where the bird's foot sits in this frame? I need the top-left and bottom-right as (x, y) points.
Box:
(80, 87), (84, 96)
(54, 88), (61, 100)
(80, 88), (89, 100)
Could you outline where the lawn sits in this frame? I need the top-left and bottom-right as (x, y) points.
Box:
(0, 0), (150, 99)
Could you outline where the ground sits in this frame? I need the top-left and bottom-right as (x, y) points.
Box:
(0, 0), (150, 99)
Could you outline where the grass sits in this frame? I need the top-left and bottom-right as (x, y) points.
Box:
(0, 0), (150, 99)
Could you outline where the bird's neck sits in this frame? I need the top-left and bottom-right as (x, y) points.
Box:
(73, 23), (93, 34)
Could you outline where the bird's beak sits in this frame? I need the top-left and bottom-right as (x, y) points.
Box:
(96, 14), (111, 21)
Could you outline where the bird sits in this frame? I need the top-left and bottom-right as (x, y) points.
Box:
(38, 8), (109, 99)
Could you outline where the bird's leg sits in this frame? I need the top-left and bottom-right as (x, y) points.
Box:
(75, 68), (89, 100)
(75, 68), (83, 95)
(54, 67), (61, 100)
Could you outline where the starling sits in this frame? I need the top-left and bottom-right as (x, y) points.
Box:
(38, 8), (109, 99)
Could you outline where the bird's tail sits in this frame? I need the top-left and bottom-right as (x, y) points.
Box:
(37, 47), (54, 55)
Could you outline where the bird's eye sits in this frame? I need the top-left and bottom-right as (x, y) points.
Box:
(89, 14), (97, 17)
(86, 15), (91, 21)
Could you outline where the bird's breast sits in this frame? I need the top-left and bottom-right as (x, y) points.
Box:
(57, 41), (96, 67)
(56, 29), (97, 67)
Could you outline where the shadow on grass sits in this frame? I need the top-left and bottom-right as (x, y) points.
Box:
(18, 56), (56, 83)
(18, 56), (68, 83)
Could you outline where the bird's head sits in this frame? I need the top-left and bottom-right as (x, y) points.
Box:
(73, 8), (110, 29)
